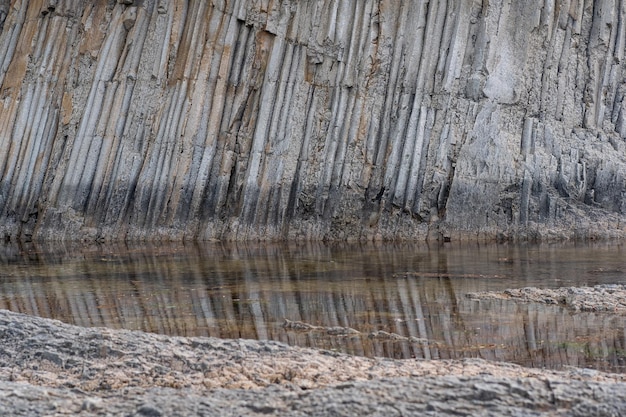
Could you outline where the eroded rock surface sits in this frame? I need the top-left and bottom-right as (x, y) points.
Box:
(467, 284), (626, 313)
(1, 1), (626, 242)
(1, 309), (626, 416)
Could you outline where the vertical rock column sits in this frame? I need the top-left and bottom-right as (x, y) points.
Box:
(0, 0), (625, 242)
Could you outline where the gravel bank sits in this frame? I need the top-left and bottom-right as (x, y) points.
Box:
(1, 308), (626, 416)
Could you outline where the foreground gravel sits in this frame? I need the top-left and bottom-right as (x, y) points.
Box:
(1, 304), (626, 416)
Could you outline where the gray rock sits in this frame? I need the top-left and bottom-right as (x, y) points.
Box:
(135, 405), (163, 416)
(468, 284), (626, 313)
(0, 1), (625, 242)
(0, 309), (625, 416)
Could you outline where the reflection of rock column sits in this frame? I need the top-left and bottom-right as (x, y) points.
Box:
(524, 305), (538, 359)
(0, 243), (625, 370)
(406, 280), (431, 360)
(243, 271), (268, 340)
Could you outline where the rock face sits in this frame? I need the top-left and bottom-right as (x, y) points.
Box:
(1, 0), (626, 242)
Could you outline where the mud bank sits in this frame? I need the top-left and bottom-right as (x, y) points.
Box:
(1, 307), (626, 416)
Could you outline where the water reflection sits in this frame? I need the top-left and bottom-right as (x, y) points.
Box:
(0, 241), (625, 372)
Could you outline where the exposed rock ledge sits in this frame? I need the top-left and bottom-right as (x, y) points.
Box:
(467, 284), (626, 313)
(1, 309), (626, 416)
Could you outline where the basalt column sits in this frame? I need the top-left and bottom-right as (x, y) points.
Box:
(1, 0), (626, 242)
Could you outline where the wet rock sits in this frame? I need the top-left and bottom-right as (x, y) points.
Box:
(283, 319), (319, 331)
(325, 326), (360, 336)
(283, 319), (360, 336)
(368, 330), (428, 344)
(468, 284), (626, 314)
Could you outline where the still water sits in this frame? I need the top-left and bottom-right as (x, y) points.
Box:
(0, 241), (625, 373)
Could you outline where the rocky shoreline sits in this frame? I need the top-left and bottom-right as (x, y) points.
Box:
(467, 284), (626, 314)
(1, 284), (626, 416)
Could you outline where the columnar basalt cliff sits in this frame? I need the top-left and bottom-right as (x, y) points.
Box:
(1, 0), (626, 242)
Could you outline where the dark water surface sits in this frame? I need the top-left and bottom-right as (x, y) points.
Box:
(1, 241), (625, 373)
